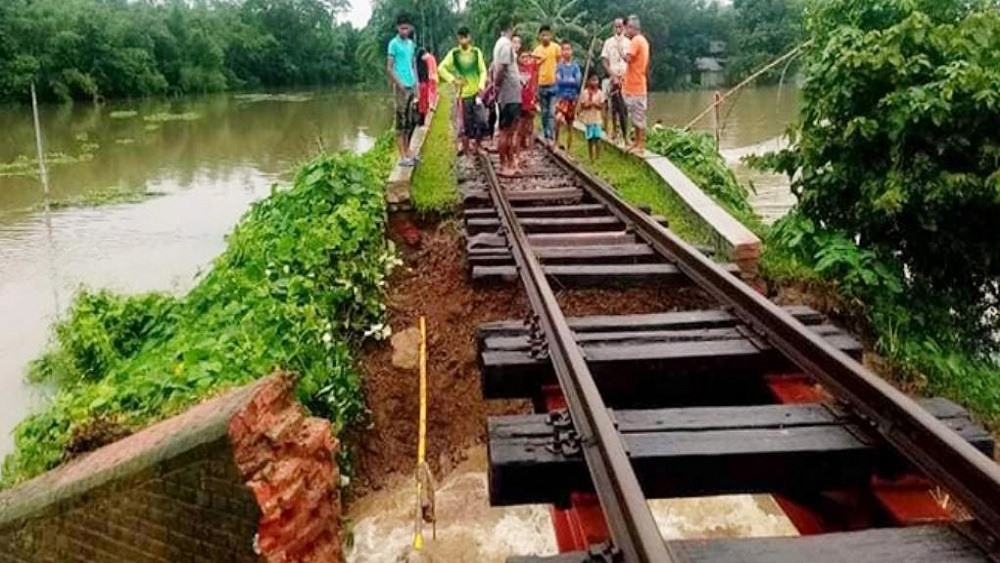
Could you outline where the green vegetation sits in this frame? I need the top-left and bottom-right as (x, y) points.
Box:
(2, 136), (399, 488)
(234, 93), (315, 104)
(369, 0), (807, 90)
(728, 0), (806, 84)
(143, 112), (202, 123)
(568, 131), (710, 245)
(0, 153), (95, 178)
(646, 128), (764, 233)
(0, 0), (806, 102)
(40, 187), (162, 211)
(0, 0), (364, 103)
(109, 111), (139, 120)
(411, 93), (459, 213)
(754, 0), (1000, 425)
(568, 126), (769, 251)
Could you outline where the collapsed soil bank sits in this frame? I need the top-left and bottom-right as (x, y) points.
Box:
(349, 216), (716, 498)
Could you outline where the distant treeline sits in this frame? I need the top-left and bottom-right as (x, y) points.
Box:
(362, 0), (805, 92)
(0, 0), (363, 103)
(0, 0), (804, 103)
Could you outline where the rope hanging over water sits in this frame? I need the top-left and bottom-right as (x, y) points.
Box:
(683, 41), (813, 132)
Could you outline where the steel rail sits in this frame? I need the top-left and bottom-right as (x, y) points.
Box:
(547, 147), (1000, 546)
(478, 154), (673, 562)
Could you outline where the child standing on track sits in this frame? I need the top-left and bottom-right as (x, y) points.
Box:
(579, 73), (607, 162)
(554, 42), (581, 151)
(515, 36), (539, 157)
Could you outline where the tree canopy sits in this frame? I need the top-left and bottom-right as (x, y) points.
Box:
(0, 0), (362, 102)
(0, 0), (806, 102)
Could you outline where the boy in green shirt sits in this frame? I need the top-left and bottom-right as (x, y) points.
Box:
(439, 27), (488, 155)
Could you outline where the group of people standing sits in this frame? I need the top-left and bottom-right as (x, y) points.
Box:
(386, 14), (651, 176)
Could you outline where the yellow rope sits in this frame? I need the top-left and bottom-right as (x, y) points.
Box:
(413, 316), (435, 550)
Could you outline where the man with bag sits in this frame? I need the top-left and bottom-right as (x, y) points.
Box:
(439, 27), (489, 156)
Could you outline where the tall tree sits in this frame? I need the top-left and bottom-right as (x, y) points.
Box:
(727, 0), (804, 84)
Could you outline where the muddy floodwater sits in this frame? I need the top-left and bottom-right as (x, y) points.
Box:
(647, 86), (800, 223)
(0, 87), (798, 465)
(346, 447), (798, 562)
(0, 91), (391, 459)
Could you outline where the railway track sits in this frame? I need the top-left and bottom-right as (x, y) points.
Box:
(460, 144), (1000, 562)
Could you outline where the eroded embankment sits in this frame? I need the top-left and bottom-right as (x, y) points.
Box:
(349, 214), (716, 497)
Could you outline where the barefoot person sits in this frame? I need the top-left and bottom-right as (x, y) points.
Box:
(514, 35), (539, 161)
(439, 27), (489, 156)
(601, 17), (630, 143)
(386, 15), (419, 165)
(493, 17), (522, 177)
(622, 15), (650, 154)
(532, 25), (561, 145)
(554, 42), (581, 151)
(580, 72), (607, 162)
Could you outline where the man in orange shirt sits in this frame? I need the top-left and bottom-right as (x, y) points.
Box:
(621, 15), (650, 154)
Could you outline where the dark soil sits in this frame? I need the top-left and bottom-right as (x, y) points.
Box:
(349, 218), (531, 498)
(350, 215), (723, 498)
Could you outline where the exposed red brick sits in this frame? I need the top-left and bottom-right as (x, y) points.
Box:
(0, 372), (344, 563)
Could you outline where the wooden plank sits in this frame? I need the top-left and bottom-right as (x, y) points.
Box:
(472, 263), (698, 287)
(468, 244), (659, 266)
(466, 216), (624, 235)
(477, 306), (827, 338)
(462, 187), (584, 205)
(509, 526), (990, 563)
(464, 204), (608, 218)
(483, 324), (846, 352)
(467, 232), (639, 249)
(488, 402), (992, 507)
(479, 335), (862, 402)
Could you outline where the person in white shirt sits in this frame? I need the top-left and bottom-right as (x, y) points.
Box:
(601, 17), (631, 143)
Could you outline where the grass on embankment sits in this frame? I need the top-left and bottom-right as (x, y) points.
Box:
(566, 131), (712, 246)
(571, 126), (1000, 430)
(411, 91), (459, 213)
(566, 127), (765, 254)
(2, 135), (399, 488)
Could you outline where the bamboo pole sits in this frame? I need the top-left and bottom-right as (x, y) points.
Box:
(683, 41), (812, 132)
(31, 83), (50, 208)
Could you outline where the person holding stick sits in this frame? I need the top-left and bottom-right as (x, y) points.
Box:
(554, 42), (581, 151)
(601, 17), (630, 143)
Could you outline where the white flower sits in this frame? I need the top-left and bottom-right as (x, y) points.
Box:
(322, 332), (333, 344)
(283, 265), (291, 274)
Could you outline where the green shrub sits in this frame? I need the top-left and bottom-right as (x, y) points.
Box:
(2, 135), (398, 487)
(764, 0), (1000, 326)
(647, 128), (762, 231)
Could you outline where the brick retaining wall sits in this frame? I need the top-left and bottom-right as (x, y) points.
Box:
(0, 373), (342, 562)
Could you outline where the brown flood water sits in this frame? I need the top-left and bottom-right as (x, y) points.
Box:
(0, 90), (391, 459)
(0, 87), (798, 467)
